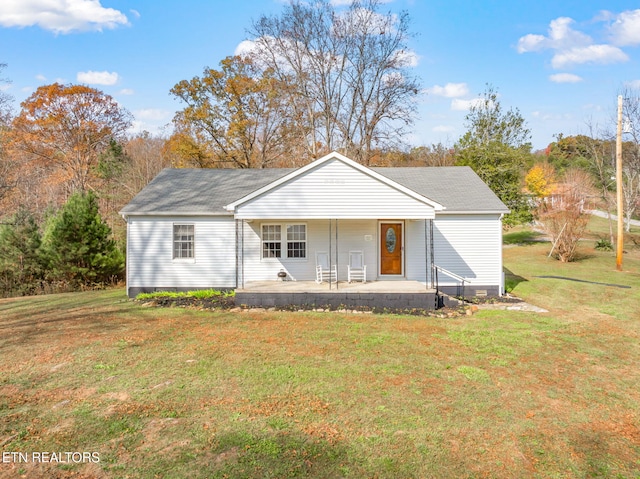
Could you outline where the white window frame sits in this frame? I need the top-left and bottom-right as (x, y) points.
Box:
(261, 224), (282, 258)
(285, 223), (307, 259)
(261, 223), (307, 260)
(173, 223), (195, 261)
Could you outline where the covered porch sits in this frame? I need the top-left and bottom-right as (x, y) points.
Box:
(226, 153), (446, 308)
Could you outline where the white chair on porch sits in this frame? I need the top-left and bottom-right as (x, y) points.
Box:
(348, 250), (367, 283)
(315, 252), (337, 284)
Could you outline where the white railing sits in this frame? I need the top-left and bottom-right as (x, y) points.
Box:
(434, 265), (471, 284)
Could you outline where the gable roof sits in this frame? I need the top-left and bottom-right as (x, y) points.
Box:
(120, 154), (508, 217)
(225, 152), (444, 212)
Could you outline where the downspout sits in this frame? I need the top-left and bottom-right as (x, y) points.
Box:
(235, 219), (239, 289)
(123, 214), (130, 298)
(424, 219), (428, 291)
(335, 219), (339, 290)
(329, 219), (332, 290)
(241, 220), (245, 289)
(499, 213), (504, 296)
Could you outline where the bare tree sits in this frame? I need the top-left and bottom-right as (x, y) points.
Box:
(0, 63), (14, 204)
(409, 143), (456, 166)
(124, 132), (173, 196)
(620, 88), (640, 232)
(538, 168), (594, 262)
(248, 0), (421, 165)
(580, 126), (616, 244)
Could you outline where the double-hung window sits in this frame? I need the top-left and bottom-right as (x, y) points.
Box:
(262, 223), (306, 259)
(262, 224), (282, 258)
(173, 224), (194, 259)
(286, 224), (306, 258)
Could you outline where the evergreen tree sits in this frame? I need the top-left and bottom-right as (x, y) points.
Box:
(0, 209), (45, 296)
(42, 191), (124, 286)
(95, 138), (130, 181)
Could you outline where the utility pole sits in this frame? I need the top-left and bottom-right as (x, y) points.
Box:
(616, 95), (623, 271)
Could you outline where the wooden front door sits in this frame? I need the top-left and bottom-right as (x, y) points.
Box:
(380, 222), (403, 275)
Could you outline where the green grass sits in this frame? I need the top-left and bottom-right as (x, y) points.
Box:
(1, 236), (639, 478)
(503, 228), (546, 245)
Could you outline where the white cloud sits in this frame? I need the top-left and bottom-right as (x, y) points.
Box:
(517, 17), (591, 53)
(427, 83), (469, 98)
(0, 0), (129, 34)
(35, 74), (47, 82)
(625, 80), (640, 89)
(551, 44), (628, 68)
(118, 88), (134, 95)
(451, 98), (485, 111)
(134, 109), (171, 122)
(518, 16), (630, 70)
(77, 70), (120, 85)
(235, 39), (257, 57)
(549, 73), (583, 83)
(393, 49), (419, 68)
(532, 111), (575, 121)
(129, 109), (173, 136)
(433, 125), (455, 133)
(609, 9), (640, 46)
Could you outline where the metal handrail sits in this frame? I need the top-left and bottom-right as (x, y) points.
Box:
(434, 265), (471, 303)
(433, 265), (470, 283)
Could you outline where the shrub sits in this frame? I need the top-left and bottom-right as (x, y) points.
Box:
(594, 238), (613, 251)
(536, 168), (593, 262)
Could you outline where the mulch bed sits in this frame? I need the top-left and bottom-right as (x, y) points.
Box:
(137, 296), (469, 318)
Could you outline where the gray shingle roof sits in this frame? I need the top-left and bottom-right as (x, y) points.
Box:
(120, 168), (295, 216)
(372, 166), (509, 213)
(120, 165), (508, 216)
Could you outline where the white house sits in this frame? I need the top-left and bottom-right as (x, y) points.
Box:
(120, 152), (509, 305)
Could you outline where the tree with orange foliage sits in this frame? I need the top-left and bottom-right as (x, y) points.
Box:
(11, 83), (132, 193)
(171, 56), (295, 169)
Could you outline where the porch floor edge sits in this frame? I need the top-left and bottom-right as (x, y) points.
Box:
(235, 282), (438, 310)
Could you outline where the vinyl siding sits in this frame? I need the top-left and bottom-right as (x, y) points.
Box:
(235, 159), (436, 220)
(405, 220), (429, 282)
(126, 216), (236, 293)
(433, 215), (503, 287)
(239, 219), (378, 283)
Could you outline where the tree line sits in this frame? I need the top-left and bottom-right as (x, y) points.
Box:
(1, 0), (640, 295)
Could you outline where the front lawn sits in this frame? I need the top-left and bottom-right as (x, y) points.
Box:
(0, 239), (638, 478)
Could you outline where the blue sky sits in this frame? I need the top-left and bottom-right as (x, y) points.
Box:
(1, 0), (639, 151)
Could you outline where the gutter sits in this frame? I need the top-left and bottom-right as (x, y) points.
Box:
(118, 211), (233, 218)
(436, 210), (510, 215)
